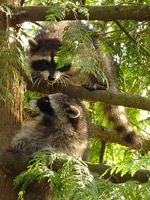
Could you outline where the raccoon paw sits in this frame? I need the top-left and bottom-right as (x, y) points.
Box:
(12, 141), (25, 152)
(82, 83), (106, 90)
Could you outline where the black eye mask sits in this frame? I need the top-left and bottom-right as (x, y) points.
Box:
(31, 60), (50, 71)
(37, 97), (54, 115)
(57, 64), (71, 72)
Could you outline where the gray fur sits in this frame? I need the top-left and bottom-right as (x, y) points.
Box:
(11, 93), (91, 200)
(12, 93), (90, 159)
(27, 22), (141, 148)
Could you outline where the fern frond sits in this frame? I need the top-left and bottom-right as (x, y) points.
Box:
(46, 1), (89, 22)
(56, 22), (105, 80)
(110, 152), (150, 177)
(14, 151), (99, 200)
(46, 3), (70, 22)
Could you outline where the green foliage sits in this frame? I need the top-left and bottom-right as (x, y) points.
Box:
(0, 3), (31, 101)
(57, 23), (104, 77)
(46, 3), (102, 76)
(96, 178), (141, 200)
(24, 91), (44, 108)
(14, 150), (150, 200)
(46, 1), (89, 22)
(88, 138), (102, 163)
(111, 150), (150, 177)
(14, 151), (99, 200)
(0, 29), (31, 102)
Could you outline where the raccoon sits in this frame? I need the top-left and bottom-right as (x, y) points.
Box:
(12, 93), (90, 159)
(11, 93), (90, 200)
(27, 22), (141, 149)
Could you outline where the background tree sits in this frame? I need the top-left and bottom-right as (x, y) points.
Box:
(1, 0), (150, 199)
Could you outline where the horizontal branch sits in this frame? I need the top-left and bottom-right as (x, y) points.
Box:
(27, 81), (150, 111)
(27, 81), (150, 151)
(0, 150), (149, 184)
(7, 5), (150, 27)
(92, 123), (150, 152)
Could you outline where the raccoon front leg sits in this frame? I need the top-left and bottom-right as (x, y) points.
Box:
(11, 134), (30, 153)
(82, 73), (108, 90)
(12, 140), (26, 152)
(82, 83), (107, 90)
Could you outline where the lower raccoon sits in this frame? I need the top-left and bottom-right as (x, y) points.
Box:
(12, 93), (90, 158)
(27, 22), (141, 149)
(11, 93), (91, 200)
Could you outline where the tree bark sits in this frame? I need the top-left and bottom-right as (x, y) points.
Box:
(6, 5), (150, 28)
(27, 81), (150, 111)
(0, 1), (25, 199)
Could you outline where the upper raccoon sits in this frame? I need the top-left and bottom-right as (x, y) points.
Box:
(11, 93), (90, 200)
(28, 25), (98, 88)
(27, 22), (141, 149)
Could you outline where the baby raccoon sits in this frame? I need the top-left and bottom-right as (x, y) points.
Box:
(11, 93), (90, 159)
(11, 93), (91, 200)
(27, 22), (141, 149)
(27, 24), (102, 89)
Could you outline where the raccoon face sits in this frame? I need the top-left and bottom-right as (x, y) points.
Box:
(28, 39), (72, 86)
(28, 93), (82, 122)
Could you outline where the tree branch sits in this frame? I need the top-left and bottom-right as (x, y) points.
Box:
(27, 81), (150, 111)
(114, 20), (150, 56)
(6, 5), (150, 27)
(92, 123), (150, 152)
(0, 150), (149, 184)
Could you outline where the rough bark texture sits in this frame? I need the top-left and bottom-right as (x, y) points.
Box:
(0, 1), (25, 200)
(6, 5), (150, 28)
(0, 53), (24, 200)
(0, 59), (24, 199)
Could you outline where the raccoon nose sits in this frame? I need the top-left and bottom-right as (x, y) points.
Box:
(48, 75), (56, 81)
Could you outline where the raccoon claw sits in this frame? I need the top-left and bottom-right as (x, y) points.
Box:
(82, 83), (106, 90)
(12, 142), (25, 152)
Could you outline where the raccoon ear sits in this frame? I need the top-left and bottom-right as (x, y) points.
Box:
(28, 39), (39, 50)
(67, 105), (80, 119)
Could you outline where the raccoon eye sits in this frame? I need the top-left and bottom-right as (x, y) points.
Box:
(32, 60), (49, 71)
(37, 97), (53, 115)
(58, 64), (71, 72)
(42, 60), (48, 65)
(42, 98), (49, 103)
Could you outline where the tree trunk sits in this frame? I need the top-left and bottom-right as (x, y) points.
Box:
(0, 1), (25, 200)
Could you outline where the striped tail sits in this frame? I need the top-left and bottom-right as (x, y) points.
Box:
(91, 33), (141, 149)
(105, 104), (141, 149)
